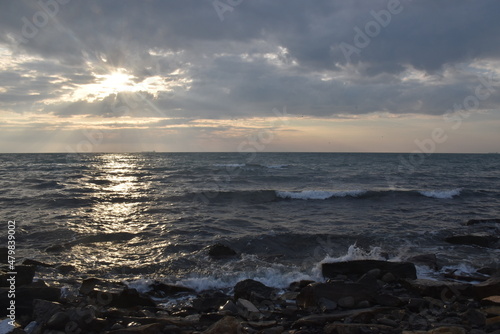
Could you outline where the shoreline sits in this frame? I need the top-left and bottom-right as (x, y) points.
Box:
(2, 256), (499, 334)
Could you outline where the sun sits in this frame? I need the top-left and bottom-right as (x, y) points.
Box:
(99, 70), (135, 93)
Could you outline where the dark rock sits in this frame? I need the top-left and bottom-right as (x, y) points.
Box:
(375, 294), (403, 307)
(428, 326), (467, 334)
(32, 299), (63, 323)
(473, 277), (500, 300)
(236, 298), (261, 320)
(219, 300), (238, 314)
(294, 306), (391, 326)
(461, 308), (486, 326)
(337, 296), (355, 308)
(445, 235), (499, 248)
(79, 277), (126, 295)
(318, 298), (337, 312)
(401, 279), (472, 300)
(296, 281), (378, 309)
(289, 280), (315, 292)
(0, 265), (35, 287)
(407, 297), (426, 312)
(207, 243), (237, 258)
(22, 259), (54, 267)
(192, 291), (229, 312)
(408, 253), (439, 270)
(107, 323), (164, 334)
(46, 312), (70, 330)
(57, 264), (76, 275)
(322, 260), (417, 280)
(111, 288), (156, 308)
(202, 316), (242, 334)
(146, 281), (195, 298)
(0, 286), (61, 316)
(481, 296), (500, 306)
(324, 323), (396, 334)
(234, 279), (276, 303)
(465, 219), (500, 226)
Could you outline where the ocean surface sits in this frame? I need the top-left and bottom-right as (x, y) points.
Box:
(1, 152), (499, 293)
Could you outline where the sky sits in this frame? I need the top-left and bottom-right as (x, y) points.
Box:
(1, 0), (499, 153)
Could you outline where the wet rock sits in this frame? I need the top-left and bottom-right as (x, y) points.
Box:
(219, 300), (238, 314)
(0, 265), (35, 287)
(236, 298), (261, 320)
(408, 254), (439, 270)
(382, 272), (397, 283)
(324, 323), (396, 334)
(482, 296), (500, 306)
(1, 286), (61, 317)
(461, 308), (486, 326)
(192, 291), (229, 312)
(337, 296), (355, 309)
(207, 243), (237, 258)
(473, 277), (500, 299)
(111, 288), (156, 308)
(107, 323), (164, 333)
(146, 281), (195, 298)
(401, 279), (471, 299)
(202, 316), (243, 334)
(427, 326), (466, 334)
(318, 298), (337, 312)
(445, 235), (499, 248)
(375, 293), (403, 307)
(464, 218), (500, 226)
(322, 260), (417, 280)
(294, 306), (390, 326)
(234, 279), (276, 303)
(296, 282), (378, 309)
(289, 280), (315, 292)
(79, 277), (126, 295)
(46, 311), (69, 330)
(22, 259), (54, 267)
(56, 264), (75, 275)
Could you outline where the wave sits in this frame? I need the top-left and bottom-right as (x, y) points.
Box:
(418, 188), (461, 199)
(213, 163), (289, 169)
(191, 188), (467, 203)
(276, 190), (366, 200)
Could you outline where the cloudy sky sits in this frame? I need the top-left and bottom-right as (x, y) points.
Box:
(1, 0), (499, 153)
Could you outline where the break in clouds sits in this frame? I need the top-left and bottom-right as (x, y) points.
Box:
(1, 0), (500, 121)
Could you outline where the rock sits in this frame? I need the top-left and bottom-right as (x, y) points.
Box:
(445, 235), (499, 248)
(401, 279), (471, 300)
(375, 294), (403, 307)
(407, 297), (426, 312)
(79, 277), (125, 295)
(219, 300), (238, 314)
(322, 260), (417, 280)
(146, 282), (195, 298)
(22, 259), (54, 267)
(207, 243), (237, 258)
(192, 291), (229, 312)
(234, 279), (276, 303)
(23, 321), (40, 334)
(324, 323), (396, 334)
(46, 312), (69, 330)
(318, 298), (337, 312)
(0, 286), (61, 317)
(337, 296), (355, 308)
(294, 306), (391, 326)
(473, 277), (500, 299)
(407, 254), (439, 270)
(461, 308), (486, 326)
(483, 306), (500, 316)
(57, 264), (75, 275)
(202, 316), (243, 334)
(111, 288), (156, 308)
(107, 323), (164, 334)
(482, 296), (500, 306)
(428, 326), (467, 334)
(382, 272), (397, 283)
(486, 315), (500, 328)
(289, 280), (315, 292)
(32, 299), (63, 323)
(465, 219), (500, 226)
(296, 281), (378, 309)
(236, 298), (261, 320)
(0, 265), (35, 287)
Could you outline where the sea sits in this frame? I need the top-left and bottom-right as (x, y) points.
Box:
(1, 152), (499, 294)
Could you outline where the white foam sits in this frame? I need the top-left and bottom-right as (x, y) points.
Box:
(419, 188), (461, 199)
(213, 164), (245, 168)
(265, 164), (289, 169)
(276, 190), (366, 200)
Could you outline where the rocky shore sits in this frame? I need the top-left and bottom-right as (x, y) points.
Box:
(1, 253), (500, 334)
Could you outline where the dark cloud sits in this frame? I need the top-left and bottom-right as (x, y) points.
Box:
(1, 0), (500, 120)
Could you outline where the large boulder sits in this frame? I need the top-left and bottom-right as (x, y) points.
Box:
(234, 279), (276, 303)
(296, 281), (378, 309)
(322, 260), (417, 280)
(445, 235), (499, 248)
(207, 243), (237, 258)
